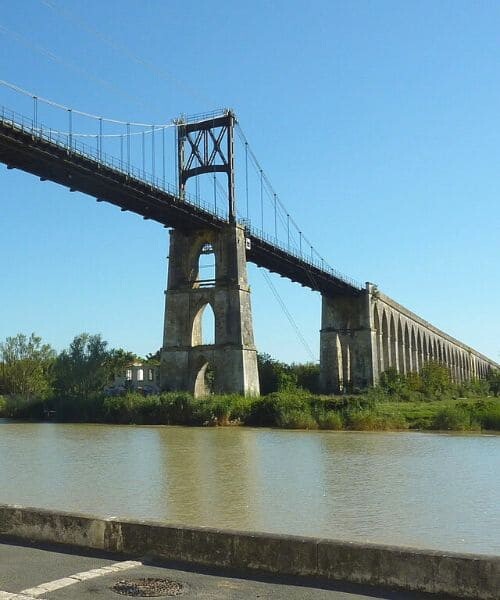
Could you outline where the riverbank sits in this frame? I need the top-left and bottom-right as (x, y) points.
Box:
(1, 390), (499, 431)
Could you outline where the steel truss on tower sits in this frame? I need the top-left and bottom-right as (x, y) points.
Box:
(176, 111), (236, 222)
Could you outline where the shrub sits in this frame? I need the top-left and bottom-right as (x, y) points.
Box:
(487, 369), (500, 396)
(432, 406), (475, 431)
(420, 362), (453, 399)
(470, 399), (500, 430)
(480, 404), (500, 430)
(346, 409), (407, 431)
(245, 391), (309, 426)
(345, 410), (379, 430)
(379, 367), (405, 395)
(0, 394), (47, 419)
(277, 408), (317, 429)
(316, 411), (343, 430)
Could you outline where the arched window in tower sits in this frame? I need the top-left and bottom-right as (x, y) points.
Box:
(194, 362), (217, 397)
(192, 302), (216, 346)
(197, 242), (216, 287)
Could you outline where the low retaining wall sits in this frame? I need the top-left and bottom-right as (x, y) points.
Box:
(0, 504), (498, 599)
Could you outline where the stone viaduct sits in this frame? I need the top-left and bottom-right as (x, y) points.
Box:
(320, 284), (498, 393)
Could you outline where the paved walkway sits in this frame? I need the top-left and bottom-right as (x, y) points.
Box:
(0, 540), (445, 599)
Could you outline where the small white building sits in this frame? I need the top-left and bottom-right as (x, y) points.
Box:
(106, 362), (160, 395)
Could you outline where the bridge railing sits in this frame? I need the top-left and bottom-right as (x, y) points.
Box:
(0, 103), (362, 291)
(241, 221), (363, 290)
(0, 104), (229, 222)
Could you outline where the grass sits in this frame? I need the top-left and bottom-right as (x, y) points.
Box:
(376, 398), (500, 431)
(1, 389), (498, 432)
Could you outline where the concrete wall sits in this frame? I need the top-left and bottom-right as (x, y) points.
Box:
(0, 504), (498, 599)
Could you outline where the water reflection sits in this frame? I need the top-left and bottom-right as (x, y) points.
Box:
(0, 423), (498, 555)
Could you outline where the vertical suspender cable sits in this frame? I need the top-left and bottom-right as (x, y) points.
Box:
(174, 132), (178, 194)
(274, 193), (277, 240)
(68, 109), (72, 148)
(99, 117), (102, 159)
(260, 169), (264, 231)
(120, 134), (123, 168)
(213, 171), (217, 213)
(299, 231), (302, 254)
(126, 123), (130, 173)
(162, 126), (166, 189)
(287, 214), (290, 249)
(33, 96), (37, 129)
(245, 141), (249, 219)
(152, 125), (155, 181)
(142, 131), (145, 178)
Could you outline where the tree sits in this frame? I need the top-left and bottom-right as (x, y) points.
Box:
(0, 333), (55, 401)
(145, 348), (161, 364)
(420, 361), (453, 398)
(257, 353), (298, 394)
(106, 348), (138, 380)
(487, 369), (500, 396)
(292, 362), (320, 393)
(379, 367), (406, 395)
(54, 333), (133, 401)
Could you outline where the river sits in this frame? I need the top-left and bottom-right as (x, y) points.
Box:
(0, 421), (498, 555)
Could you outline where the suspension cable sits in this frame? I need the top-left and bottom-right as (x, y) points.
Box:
(236, 123), (329, 268)
(262, 271), (316, 362)
(0, 79), (175, 128)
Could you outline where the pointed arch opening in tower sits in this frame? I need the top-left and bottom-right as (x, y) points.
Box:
(197, 242), (216, 287)
(192, 302), (216, 346)
(194, 361), (217, 397)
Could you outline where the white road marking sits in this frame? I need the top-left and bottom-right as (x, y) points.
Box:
(0, 559), (143, 598)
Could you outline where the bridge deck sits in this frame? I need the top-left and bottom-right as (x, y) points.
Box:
(0, 118), (361, 297)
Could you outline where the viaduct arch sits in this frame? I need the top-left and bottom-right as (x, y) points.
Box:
(319, 284), (498, 393)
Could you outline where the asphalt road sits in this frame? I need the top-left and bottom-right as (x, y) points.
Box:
(0, 540), (447, 599)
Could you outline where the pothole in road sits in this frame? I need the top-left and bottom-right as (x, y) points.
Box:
(111, 578), (184, 597)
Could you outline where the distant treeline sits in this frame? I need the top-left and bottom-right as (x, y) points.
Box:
(0, 332), (499, 432)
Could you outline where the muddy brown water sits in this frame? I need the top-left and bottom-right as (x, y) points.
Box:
(0, 421), (498, 555)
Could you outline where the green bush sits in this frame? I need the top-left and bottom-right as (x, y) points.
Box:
(432, 405), (476, 431)
(0, 395), (6, 416)
(487, 369), (500, 396)
(316, 411), (343, 430)
(480, 404), (500, 430)
(345, 410), (380, 430)
(0, 394), (47, 419)
(195, 394), (245, 425)
(277, 408), (317, 429)
(246, 390), (308, 426)
(102, 392), (253, 426)
(457, 378), (491, 398)
(346, 409), (407, 431)
(470, 399), (500, 430)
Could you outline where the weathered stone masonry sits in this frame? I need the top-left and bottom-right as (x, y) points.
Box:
(320, 283), (499, 393)
(161, 223), (260, 397)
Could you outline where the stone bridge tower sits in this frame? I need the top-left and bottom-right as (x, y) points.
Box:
(160, 112), (260, 396)
(320, 285), (376, 393)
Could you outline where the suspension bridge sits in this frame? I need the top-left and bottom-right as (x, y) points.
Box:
(0, 80), (497, 395)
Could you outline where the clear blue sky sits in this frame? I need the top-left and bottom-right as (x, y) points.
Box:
(0, 0), (498, 363)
